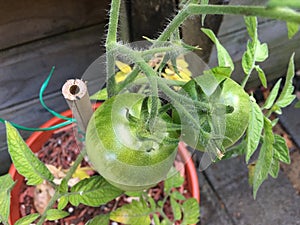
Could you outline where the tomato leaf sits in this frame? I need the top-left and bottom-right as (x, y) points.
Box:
(204, 66), (232, 77)
(242, 41), (254, 75)
(164, 170), (184, 192)
(171, 190), (186, 201)
(15, 213), (40, 225)
(262, 79), (282, 109)
(69, 176), (123, 207)
(244, 16), (257, 40)
(57, 196), (69, 210)
(286, 22), (300, 39)
(86, 214), (110, 225)
(181, 198), (200, 225)
(255, 42), (269, 62)
(246, 100), (264, 163)
(273, 134), (291, 164)
(170, 197), (182, 221)
(5, 121), (54, 185)
(201, 28), (234, 73)
(153, 214), (161, 225)
(110, 200), (151, 225)
(253, 117), (274, 199)
(46, 209), (69, 221)
(269, 159), (280, 178)
(276, 53), (296, 108)
(254, 65), (267, 88)
(0, 174), (15, 225)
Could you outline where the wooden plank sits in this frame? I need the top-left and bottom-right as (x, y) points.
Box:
(129, 0), (177, 40)
(209, 20), (300, 87)
(0, 24), (105, 110)
(0, 0), (110, 50)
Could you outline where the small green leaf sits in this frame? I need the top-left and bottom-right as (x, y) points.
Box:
(246, 101), (264, 163)
(110, 200), (151, 225)
(254, 66), (267, 88)
(269, 159), (280, 178)
(58, 179), (68, 193)
(153, 214), (161, 225)
(171, 190), (186, 201)
(201, 28), (234, 72)
(164, 170), (184, 192)
(181, 198), (200, 225)
(170, 197), (182, 221)
(276, 53), (296, 108)
(5, 122), (54, 185)
(86, 214), (110, 225)
(0, 174), (15, 225)
(148, 197), (157, 211)
(90, 88), (108, 100)
(253, 117), (274, 199)
(244, 16), (257, 40)
(15, 213), (40, 225)
(57, 196), (69, 210)
(46, 209), (69, 221)
(273, 134), (291, 164)
(242, 41), (254, 75)
(263, 79), (282, 109)
(69, 176), (123, 207)
(255, 42), (269, 62)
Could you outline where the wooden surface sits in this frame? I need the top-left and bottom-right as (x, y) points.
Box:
(0, 0), (109, 50)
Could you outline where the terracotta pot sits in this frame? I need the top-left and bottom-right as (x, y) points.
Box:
(8, 107), (200, 224)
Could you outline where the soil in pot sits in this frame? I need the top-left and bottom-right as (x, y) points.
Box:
(18, 125), (196, 225)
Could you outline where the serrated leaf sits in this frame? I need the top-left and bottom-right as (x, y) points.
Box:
(170, 198), (182, 221)
(287, 22), (300, 39)
(269, 159), (280, 178)
(181, 198), (200, 225)
(263, 79), (282, 109)
(5, 122), (54, 185)
(57, 196), (69, 210)
(255, 42), (269, 62)
(46, 209), (69, 221)
(86, 214), (110, 225)
(273, 134), (291, 164)
(253, 117), (274, 199)
(69, 176), (123, 207)
(246, 101), (264, 163)
(242, 41), (254, 75)
(110, 200), (151, 225)
(244, 16), (257, 40)
(0, 174), (15, 225)
(153, 214), (161, 225)
(171, 190), (186, 201)
(201, 28), (234, 72)
(276, 53), (296, 108)
(254, 66), (267, 88)
(164, 170), (184, 192)
(15, 213), (40, 225)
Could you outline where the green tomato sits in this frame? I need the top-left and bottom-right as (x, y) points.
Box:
(179, 74), (250, 151)
(86, 93), (179, 191)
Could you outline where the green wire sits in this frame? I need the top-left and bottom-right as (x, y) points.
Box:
(0, 118), (73, 131)
(39, 66), (74, 122)
(0, 67), (77, 131)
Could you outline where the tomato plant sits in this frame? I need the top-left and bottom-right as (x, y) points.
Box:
(86, 93), (179, 191)
(176, 74), (250, 152)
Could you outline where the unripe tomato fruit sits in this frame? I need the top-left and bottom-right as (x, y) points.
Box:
(86, 93), (179, 191)
(180, 74), (250, 151)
